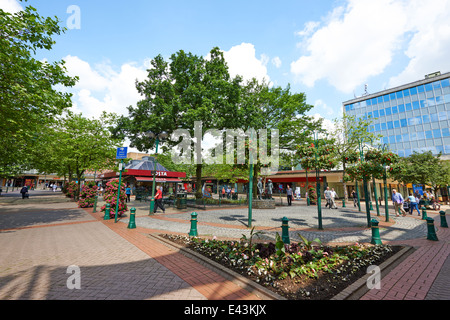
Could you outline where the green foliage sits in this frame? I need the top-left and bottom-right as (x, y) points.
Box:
(78, 182), (98, 208)
(168, 234), (394, 286)
(30, 111), (121, 184)
(296, 140), (339, 172)
(308, 185), (317, 203)
(297, 233), (321, 250)
(63, 181), (79, 199)
(114, 47), (319, 197)
(346, 148), (401, 181)
(0, 4), (77, 176)
(392, 151), (450, 192)
(101, 178), (127, 216)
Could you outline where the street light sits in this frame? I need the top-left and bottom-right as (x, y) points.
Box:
(358, 139), (372, 228)
(378, 143), (390, 222)
(313, 130), (323, 230)
(146, 130), (168, 214)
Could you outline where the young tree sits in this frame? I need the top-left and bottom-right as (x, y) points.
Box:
(31, 111), (122, 198)
(331, 114), (380, 202)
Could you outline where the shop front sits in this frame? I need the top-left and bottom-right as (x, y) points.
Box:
(98, 156), (187, 197)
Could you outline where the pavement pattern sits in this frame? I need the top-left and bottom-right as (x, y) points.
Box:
(0, 189), (449, 301)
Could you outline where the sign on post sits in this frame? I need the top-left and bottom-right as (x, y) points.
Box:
(116, 147), (128, 159)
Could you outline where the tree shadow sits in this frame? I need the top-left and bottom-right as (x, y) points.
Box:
(0, 208), (94, 231)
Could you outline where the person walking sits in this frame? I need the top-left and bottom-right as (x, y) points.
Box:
(125, 185), (131, 203)
(324, 187), (332, 209)
(331, 188), (338, 209)
(407, 192), (421, 216)
(351, 188), (358, 207)
(286, 185), (293, 206)
(392, 189), (407, 217)
(20, 186), (29, 199)
(154, 186), (165, 213)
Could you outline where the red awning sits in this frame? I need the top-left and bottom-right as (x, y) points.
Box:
(135, 177), (182, 183)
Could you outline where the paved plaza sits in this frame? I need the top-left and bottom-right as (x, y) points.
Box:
(0, 189), (449, 301)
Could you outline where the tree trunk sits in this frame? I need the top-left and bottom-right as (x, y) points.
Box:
(195, 164), (203, 199)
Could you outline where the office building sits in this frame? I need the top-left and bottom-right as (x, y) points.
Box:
(343, 72), (450, 159)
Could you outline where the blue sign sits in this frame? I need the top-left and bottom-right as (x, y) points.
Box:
(413, 184), (424, 196)
(116, 147), (128, 159)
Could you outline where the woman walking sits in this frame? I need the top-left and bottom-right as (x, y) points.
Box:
(407, 193), (421, 216)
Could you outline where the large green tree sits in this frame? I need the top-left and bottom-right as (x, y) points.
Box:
(31, 111), (121, 195)
(112, 47), (243, 198)
(0, 3), (77, 176)
(391, 151), (450, 195)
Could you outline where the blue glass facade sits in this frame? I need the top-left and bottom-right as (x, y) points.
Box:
(343, 74), (450, 157)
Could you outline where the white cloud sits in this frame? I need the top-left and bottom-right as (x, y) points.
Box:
(272, 56), (282, 68)
(388, 0), (450, 87)
(291, 0), (408, 93)
(220, 43), (272, 85)
(0, 0), (22, 13)
(311, 113), (336, 136)
(296, 21), (320, 37)
(291, 0), (450, 94)
(63, 55), (147, 119)
(314, 99), (340, 117)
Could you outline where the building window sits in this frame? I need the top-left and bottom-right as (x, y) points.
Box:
(433, 129), (442, 138)
(442, 79), (450, 88)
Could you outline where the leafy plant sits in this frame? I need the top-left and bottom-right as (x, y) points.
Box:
(101, 178), (127, 216)
(240, 226), (262, 256)
(297, 233), (322, 250)
(78, 182), (98, 208)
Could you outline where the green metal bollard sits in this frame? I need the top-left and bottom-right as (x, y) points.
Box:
(189, 212), (198, 237)
(127, 207), (136, 229)
(370, 218), (382, 245)
(439, 211), (448, 228)
(426, 217), (438, 241)
(342, 197), (346, 208)
(421, 206), (427, 220)
(281, 217), (290, 244)
(104, 203), (111, 220)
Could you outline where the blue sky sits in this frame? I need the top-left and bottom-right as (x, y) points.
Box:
(3, 0), (450, 148)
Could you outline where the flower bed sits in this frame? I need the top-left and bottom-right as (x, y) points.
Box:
(161, 232), (401, 300)
(63, 181), (79, 199)
(101, 179), (127, 217)
(78, 182), (98, 208)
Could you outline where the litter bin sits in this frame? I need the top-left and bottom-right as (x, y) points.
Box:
(176, 192), (187, 209)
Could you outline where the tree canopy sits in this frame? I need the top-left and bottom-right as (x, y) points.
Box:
(113, 47), (319, 197)
(0, 3), (77, 177)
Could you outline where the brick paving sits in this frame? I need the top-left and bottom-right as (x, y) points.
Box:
(0, 190), (449, 300)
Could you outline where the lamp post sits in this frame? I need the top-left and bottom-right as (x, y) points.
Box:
(379, 143), (390, 222)
(314, 131), (323, 230)
(146, 130), (168, 215)
(248, 129), (255, 228)
(358, 139), (372, 228)
(114, 160), (124, 223)
(383, 165), (390, 222)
